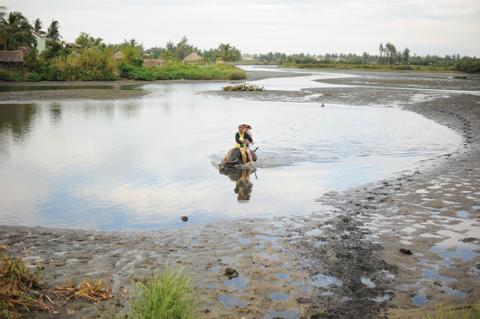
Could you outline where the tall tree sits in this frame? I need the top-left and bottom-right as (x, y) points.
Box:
(385, 42), (397, 64)
(402, 48), (410, 64)
(175, 36), (196, 60)
(217, 43), (241, 62)
(0, 5), (6, 19)
(75, 32), (104, 48)
(47, 19), (60, 41)
(0, 11), (34, 50)
(379, 43), (384, 64)
(33, 18), (44, 34)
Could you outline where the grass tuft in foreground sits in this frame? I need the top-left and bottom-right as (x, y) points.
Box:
(0, 255), (44, 318)
(1, 253), (112, 318)
(421, 301), (480, 319)
(129, 267), (196, 319)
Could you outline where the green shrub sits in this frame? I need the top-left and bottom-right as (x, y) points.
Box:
(455, 58), (480, 73)
(118, 62), (246, 81)
(46, 48), (118, 81)
(129, 267), (196, 319)
(0, 69), (24, 81)
(26, 72), (42, 81)
(118, 62), (156, 80)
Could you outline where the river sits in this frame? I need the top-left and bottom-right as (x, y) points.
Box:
(0, 67), (462, 230)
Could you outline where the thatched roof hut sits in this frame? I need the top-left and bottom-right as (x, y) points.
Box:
(143, 58), (166, 68)
(183, 52), (204, 64)
(0, 50), (24, 63)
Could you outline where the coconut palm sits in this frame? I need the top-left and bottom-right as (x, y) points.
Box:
(0, 6), (6, 19)
(217, 43), (241, 62)
(33, 18), (45, 34)
(0, 11), (34, 50)
(47, 19), (60, 41)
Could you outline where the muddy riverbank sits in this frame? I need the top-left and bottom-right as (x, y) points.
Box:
(0, 68), (301, 102)
(1, 69), (479, 318)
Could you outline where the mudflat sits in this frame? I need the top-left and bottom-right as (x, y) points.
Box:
(1, 69), (479, 318)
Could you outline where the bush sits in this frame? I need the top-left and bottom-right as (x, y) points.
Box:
(129, 267), (196, 319)
(45, 48), (118, 81)
(455, 58), (480, 73)
(0, 69), (24, 81)
(118, 62), (246, 81)
(26, 72), (42, 82)
(118, 62), (156, 80)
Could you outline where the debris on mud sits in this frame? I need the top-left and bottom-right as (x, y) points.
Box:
(224, 267), (239, 279)
(399, 248), (413, 255)
(223, 83), (264, 91)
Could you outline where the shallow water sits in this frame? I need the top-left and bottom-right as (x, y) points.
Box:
(0, 68), (462, 230)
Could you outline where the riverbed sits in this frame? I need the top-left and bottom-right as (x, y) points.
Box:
(1, 67), (479, 319)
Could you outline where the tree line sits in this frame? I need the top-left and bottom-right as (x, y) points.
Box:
(0, 8), (244, 81)
(1, 7), (479, 75)
(253, 42), (479, 73)
(144, 37), (241, 62)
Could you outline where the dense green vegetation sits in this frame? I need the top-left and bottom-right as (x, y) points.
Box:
(1, 7), (479, 80)
(119, 63), (245, 81)
(0, 9), (245, 81)
(144, 36), (241, 63)
(249, 42), (480, 73)
(129, 268), (196, 319)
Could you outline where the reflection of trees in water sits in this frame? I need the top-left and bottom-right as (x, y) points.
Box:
(79, 102), (114, 118)
(0, 104), (37, 141)
(120, 102), (141, 119)
(219, 167), (255, 202)
(49, 102), (62, 124)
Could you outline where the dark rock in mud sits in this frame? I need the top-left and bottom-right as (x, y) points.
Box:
(399, 248), (413, 255)
(224, 267), (239, 279)
(181, 216), (188, 222)
(461, 237), (478, 243)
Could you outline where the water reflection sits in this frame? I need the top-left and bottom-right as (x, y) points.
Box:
(0, 103), (36, 141)
(0, 84), (143, 92)
(220, 167), (255, 202)
(0, 74), (463, 230)
(49, 102), (62, 124)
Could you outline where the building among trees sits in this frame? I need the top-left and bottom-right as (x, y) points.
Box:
(183, 52), (204, 64)
(32, 31), (46, 53)
(143, 58), (166, 68)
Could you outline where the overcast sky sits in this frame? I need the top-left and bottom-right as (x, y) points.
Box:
(4, 0), (480, 56)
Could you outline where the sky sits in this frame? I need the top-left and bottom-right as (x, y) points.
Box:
(4, 0), (480, 56)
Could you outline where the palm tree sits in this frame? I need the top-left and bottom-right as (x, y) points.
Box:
(33, 18), (45, 34)
(385, 42), (397, 65)
(0, 6), (6, 19)
(0, 11), (34, 50)
(379, 43), (384, 64)
(47, 20), (60, 41)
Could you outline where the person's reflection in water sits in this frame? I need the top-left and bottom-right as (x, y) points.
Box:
(234, 168), (254, 202)
(219, 167), (255, 202)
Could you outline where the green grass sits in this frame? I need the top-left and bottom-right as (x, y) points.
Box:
(120, 62), (246, 81)
(421, 301), (480, 319)
(1, 62), (246, 82)
(128, 267), (197, 319)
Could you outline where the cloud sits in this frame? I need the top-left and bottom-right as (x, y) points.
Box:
(3, 0), (480, 55)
